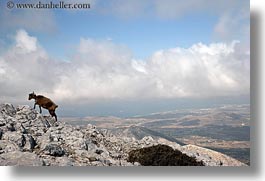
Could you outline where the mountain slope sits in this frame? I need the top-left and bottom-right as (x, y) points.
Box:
(0, 103), (247, 166)
(111, 125), (185, 146)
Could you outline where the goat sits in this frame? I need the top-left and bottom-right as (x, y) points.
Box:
(28, 92), (58, 122)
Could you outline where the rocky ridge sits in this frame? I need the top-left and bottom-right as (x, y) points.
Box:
(0, 103), (247, 166)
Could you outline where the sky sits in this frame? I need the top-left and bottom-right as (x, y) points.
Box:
(0, 0), (250, 117)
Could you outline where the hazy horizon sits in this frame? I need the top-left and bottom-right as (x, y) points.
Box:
(4, 95), (247, 118)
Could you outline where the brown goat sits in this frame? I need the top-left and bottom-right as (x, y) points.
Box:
(28, 92), (58, 122)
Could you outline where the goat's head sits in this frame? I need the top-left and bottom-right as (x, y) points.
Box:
(28, 92), (36, 100)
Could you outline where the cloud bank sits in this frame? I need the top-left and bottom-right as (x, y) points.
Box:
(0, 30), (249, 104)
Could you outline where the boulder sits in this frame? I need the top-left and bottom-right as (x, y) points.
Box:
(181, 144), (247, 166)
(0, 103), (16, 117)
(2, 132), (26, 149)
(44, 144), (65, 157)
(0, 140), (19, 153)
(23, 135), (37, 152)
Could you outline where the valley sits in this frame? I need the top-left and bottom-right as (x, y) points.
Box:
(62, 104), (250, 165)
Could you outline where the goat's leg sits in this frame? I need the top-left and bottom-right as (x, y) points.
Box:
(49, 110), (53, 117)
(33, 103), (37, 109)
(39, 106), (42, 113)
(54, 113), (58, 122)
(49, 110), (57, 122)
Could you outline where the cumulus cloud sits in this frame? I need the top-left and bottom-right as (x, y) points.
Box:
(0, 30), (249, 105)
(15, 30), (38, 53)
(0, 30), (59, 101)
(146, 41), (249, 98)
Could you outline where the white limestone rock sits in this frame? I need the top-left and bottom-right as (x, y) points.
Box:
(0, 151), (43, 166)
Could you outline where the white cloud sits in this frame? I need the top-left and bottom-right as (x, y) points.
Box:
(147, 41), (249, 98)
(131, 59), (148, 74)
(0, 30), (59, 101)
(76, 37), (132, 67)
(0, 30), (249, 105)
(15, 30), (37, 53)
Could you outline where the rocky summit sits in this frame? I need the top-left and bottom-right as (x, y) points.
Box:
(0, 103), (247, 166)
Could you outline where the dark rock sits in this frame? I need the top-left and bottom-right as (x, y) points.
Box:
(20, 124), (27, 134)
(18, 134), (26, 148)
(0, 129), (3, 140)
(44, 144), (65, 157)
(95, 149), (104, 155)
(128, 144), (204, 166)
(88, 157), (98, 162)
(0, 122), (5, 127)
(91, 139), (98, 145)
(8, 123), (16, 132)
(22, 135), (37, 152)
(29, 135), (37, 151)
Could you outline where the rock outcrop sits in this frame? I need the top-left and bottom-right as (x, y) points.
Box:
(0, 103), (247, 166)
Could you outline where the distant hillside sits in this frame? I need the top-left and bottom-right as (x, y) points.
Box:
(0, 103), (247, 166)
(110, 125), (185, 146)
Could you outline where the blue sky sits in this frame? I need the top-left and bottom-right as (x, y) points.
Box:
(0, 0), (250, 116)
(0, 0), (249, 59)
(41, 10), (217, 60)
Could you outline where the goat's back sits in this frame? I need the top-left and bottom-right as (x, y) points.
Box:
(36, 95), (57, 110)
